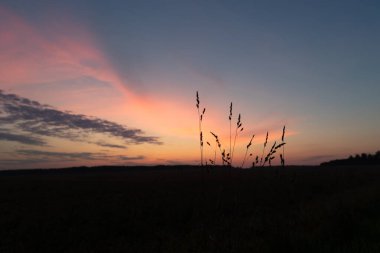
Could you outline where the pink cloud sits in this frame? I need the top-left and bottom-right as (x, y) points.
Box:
(0, 6), (202, 152)
(0, 6), (131, 97)
(0, 6), (190, 125)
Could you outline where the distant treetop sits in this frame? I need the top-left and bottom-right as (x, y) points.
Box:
(321, 151), (380, 166)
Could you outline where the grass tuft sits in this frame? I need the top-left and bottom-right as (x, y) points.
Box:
(196, 92), (286, 168)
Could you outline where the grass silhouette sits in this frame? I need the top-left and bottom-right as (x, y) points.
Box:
(281, 125), (286, 167)
(241, 134), (255, 168)
(197, 92), (286, 168)
(196, 91), (206, 166)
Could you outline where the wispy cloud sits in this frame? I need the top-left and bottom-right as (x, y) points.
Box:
(0, 91), (161, 146)
(0, 149), (146, 169)
(15, 149), (145, 162)
(0, 131), (46, 146)
(16, 150), (100, 160)
(119, 155), (145, 161)
(94, 141), (127, 149)
(0, 158), (47, 165)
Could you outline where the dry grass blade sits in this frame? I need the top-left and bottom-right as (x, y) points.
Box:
(196, 91), (206, 166)
(263, 140), (276, 167)
(229, 102), (232, 166)
(206, 140), (217, 166)
(241, 134), (255, 168)
(231, 113), (243, 166)
(260, 131), (269, 166)
(275, 142), (286, 149)
(281, 125), (286, 167)
(210, 131), (227, 166)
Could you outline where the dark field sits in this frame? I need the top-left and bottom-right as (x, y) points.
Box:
(1, 165), (380, 253)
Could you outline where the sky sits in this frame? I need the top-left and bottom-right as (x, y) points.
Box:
(0, 0), (379, 170)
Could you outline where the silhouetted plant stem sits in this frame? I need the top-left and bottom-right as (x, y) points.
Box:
(210, 131), (226, 166)
(194, 91), (286, 169)
(281, 125), (286, 167)
(196, 91), (206, 166)
(231, 113), (243, 166)
(229, 102), (232, 166)
(241, 134), (254, 168)
(260, 131), (268, 166)
(206, 141), (217, 165)
(263, 141), (286, 167)
(263, 141), (276, 167)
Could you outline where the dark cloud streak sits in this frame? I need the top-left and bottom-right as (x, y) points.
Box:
(95, 141), (127, 149)
(15, 149), (145, 162)
(0, 131), (46, 146)
(119, 155), (145, 161)
(17, 150), (99, 160)
(0, 91), (161, 146)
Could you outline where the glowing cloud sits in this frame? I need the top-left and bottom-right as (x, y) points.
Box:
(0, 90), (161, 146)
(0, 6), (196, 137)
(0, 6), (131, 97)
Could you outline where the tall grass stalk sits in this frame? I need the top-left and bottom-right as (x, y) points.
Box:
(231, 113), (243, 166)
(211, 131), (227, 165)
(263, 141), (286, 167)
(241, 134), (255, 168)
(229, 102), (232, 166)
(196, 91), (206, 166)
(194, 91), (286, 168)
(260, 132), (269, 166)
(206, 141), (217, 165)
(266, 141), (277, 167)
(281, 125), (286, 167)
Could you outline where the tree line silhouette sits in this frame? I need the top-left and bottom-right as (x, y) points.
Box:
(321, 151), (380, 166)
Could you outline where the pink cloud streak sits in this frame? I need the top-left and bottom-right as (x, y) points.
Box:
(0, 6), (132, 98)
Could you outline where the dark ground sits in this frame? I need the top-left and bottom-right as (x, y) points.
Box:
(1, 165), (380, 253)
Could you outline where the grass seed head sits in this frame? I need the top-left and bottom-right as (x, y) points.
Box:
(229, 102), (232, 120)
(270, 141), (277, 153)
(264, 131), (269, 147)
(196, 91), (199, 108)
(237, 114), (241, 126)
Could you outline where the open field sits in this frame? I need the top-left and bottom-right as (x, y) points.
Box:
(1, 165), (380, 252)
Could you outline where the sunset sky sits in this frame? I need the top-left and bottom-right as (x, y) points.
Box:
(1, 0), (379, 169)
